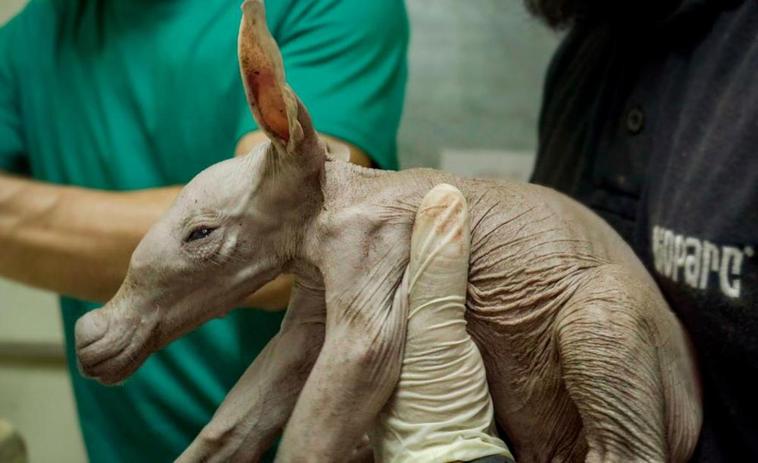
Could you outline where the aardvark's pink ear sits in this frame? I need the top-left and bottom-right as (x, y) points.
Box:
(239, 0), (314, 152)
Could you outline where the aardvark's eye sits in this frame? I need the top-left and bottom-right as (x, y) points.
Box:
(185, 226), (216, 243)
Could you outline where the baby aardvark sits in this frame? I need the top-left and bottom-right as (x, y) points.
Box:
(74, 1), (701, 461)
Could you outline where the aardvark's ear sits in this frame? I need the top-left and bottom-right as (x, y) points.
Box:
(238, 0), (319, 155)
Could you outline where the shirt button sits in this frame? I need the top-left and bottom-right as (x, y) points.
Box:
(625, 106), (645, 135)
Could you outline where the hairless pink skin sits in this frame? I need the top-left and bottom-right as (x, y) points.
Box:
(74, 1), (701, 462)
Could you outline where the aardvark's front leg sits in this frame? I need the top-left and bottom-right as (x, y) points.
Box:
(177, 280), (326, 463)
(276, 250), (410, 462)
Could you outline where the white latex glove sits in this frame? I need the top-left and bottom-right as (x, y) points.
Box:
(371, 184), (513, 463)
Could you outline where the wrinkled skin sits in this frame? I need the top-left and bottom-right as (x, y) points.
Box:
(75, 1), (702, 462)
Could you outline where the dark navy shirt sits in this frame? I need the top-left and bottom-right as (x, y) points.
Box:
(531, 1), (757, 461)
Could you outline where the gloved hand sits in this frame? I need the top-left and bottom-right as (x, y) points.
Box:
(371, 184), (513, 463)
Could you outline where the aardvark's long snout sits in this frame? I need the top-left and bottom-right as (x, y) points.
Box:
(75, 300), (158, 385)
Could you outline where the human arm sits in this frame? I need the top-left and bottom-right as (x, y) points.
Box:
(0, 173), (178, 302)
(0, 168), (292, 309)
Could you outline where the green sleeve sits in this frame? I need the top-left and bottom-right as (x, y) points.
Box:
(0, 14), (28, 174)
(240, 0), (409, 170)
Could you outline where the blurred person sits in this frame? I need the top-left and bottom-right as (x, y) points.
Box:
(527, 0), (757, 461)
(0, 0), (407, 461)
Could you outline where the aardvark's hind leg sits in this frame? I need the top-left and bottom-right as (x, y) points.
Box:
(555, 265), (668, 463)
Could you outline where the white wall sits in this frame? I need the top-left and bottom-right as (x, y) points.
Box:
(398, 0), (557, 168)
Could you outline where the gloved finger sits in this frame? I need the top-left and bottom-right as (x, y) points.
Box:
(371, 183), (512, 463)
(407, 182), (470, 344)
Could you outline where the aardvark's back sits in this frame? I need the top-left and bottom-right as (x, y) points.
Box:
(348, 164), (701, 462)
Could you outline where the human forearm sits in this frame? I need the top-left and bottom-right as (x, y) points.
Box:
(0, 172), (178, 302)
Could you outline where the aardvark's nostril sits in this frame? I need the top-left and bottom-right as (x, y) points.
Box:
(75, 309), (110, 350)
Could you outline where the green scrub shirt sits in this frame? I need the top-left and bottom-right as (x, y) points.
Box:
(0, 0), (407, 461)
